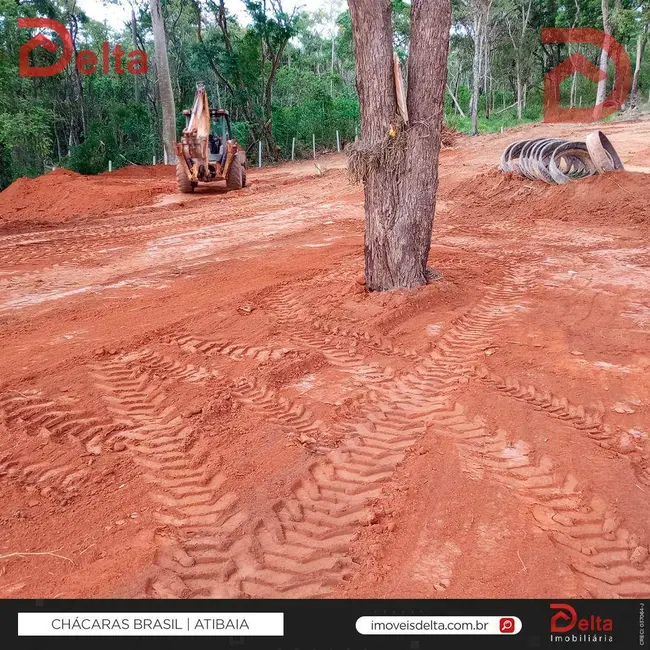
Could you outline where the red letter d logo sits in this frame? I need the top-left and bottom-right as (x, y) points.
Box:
(542, 28), (632, 123)
(550, 603), (577, 633)
(18, 18), (73, 77)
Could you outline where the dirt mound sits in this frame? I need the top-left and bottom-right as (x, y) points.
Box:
(101, 165), (175, 180)
(0, 167), (176, 227)
(452, 168), (650, 227)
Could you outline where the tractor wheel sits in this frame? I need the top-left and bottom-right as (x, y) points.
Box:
(176, 158), (195, 193)
(226, 156), (243, 190)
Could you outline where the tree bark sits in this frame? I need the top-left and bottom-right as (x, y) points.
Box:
(150, 0), (177, 164)
(507, 0), (532, 121)
(569, 0), (580, 108)
(262, 41), (286, 160)
(66, 12), (87, 136)
(131, 7), (140, 104)
(470, 12), (482, 135)
(348, 0), (451, 291)
(570, 44), (579, 108)
(483, 28), (490, 119)
(515, 60), (523, 119)
(596, 0), (611, 108)
(631, 24), (648, 105)
(446, 83), (466, 117)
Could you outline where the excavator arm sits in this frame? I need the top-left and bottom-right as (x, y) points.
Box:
(176, 83), (211, 183)
(176, 82), (247, 191)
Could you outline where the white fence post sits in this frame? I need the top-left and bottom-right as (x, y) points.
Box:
(108, 160), (112, 172)
(312, 134), (316, 160)
(291, 137), (296, 161)
(336, 130), (340, 152)
(163, 149), (168, 165)
(153, 155), (156, 165)
(258, 140), (262, 168)
(355, 124), (358, 142)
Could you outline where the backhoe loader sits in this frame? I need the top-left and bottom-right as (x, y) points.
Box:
(176, 83), (247, 193)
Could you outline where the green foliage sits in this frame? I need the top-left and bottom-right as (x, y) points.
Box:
(66, 103), (157, 174)
(0, 105), (52, 185)
(1, 0), (649, 188)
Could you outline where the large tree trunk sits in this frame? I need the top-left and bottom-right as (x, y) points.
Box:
(150, 0), (177, 164)
(348, 0), (451, 291)
(470, 13), (482, 135)
(569, 0), (580, 108)
(515, 60), (523, 119)
(483, 29), (490, 119)
(596, 0), (611, 109)
(631, 24), (648, 105)
(131, 7), (140, 104)
(262, 47), (286, 161)
(570, 65), (578, 108)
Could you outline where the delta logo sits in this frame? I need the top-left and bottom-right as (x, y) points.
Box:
(550, 603), (614, 644)
(18, 18), (147, 78)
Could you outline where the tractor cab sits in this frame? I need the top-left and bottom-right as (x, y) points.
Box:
(181, 107), (232, 166)
(208, 109), (232, 165)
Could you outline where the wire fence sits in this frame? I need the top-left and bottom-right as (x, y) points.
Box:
(112, 126), (359, 173)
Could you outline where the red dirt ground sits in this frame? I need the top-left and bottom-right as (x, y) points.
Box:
(0, 119), (649, 600)
(0, 167), (177, 227)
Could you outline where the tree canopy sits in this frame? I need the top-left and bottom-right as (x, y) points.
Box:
(1, 0), (648, 188)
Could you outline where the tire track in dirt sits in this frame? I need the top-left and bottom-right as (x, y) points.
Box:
(124, 347), (331, 451)
(0, 242), (118, 268)
(0, 435), (91, 496)
(217, 265), (536, 596)
(361, 268), (535, 407)
(291, 326), (398, 385)
(264, 265), (533, 395)
(263, 284), (399, 385)
(91, 358), (249, 598)
(96, 346), (380, 596)
(0, 391), (122, 455)
(235, 399), (425, 597)
(171, 333), (296, 364)
(230, 377), (332, 451)
(0, 173), (349, 258)
(120, 348), (223, 384)
(430, 402), (650, 597)
(473, 366), (649, 485)
(272, 264), (425, 362)
(88, 266), (533, 598)
(0, 391), (121, 495)
(94, 358), (373, 598)
(311, 319), (423, 361)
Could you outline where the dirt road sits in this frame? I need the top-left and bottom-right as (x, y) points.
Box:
(1, 119), (649, 599)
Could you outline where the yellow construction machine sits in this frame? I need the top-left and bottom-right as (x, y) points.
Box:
(176, 83), (247, 193)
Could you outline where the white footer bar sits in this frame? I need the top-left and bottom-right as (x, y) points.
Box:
(18, 612), (284, 636)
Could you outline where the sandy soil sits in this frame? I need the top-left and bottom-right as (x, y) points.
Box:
(0, 119), (649, 600)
